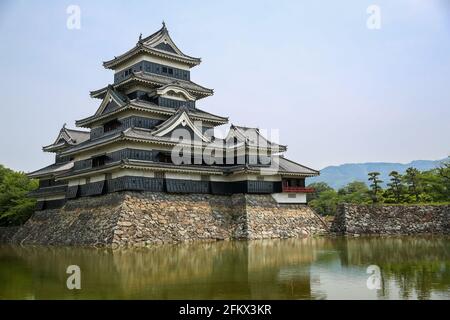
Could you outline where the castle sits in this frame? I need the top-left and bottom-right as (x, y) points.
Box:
(28, 23), (319, 210)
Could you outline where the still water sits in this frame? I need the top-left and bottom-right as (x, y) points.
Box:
(0, 236), (449, 300)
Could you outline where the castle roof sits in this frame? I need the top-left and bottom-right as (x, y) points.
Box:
(276, 156), (319, 176)
(224, 157), (319, 177)
(225, 124), (287, 152)
(53, 155), (319, 181)
(103, 22), (201, 69)
(151, 106), (211, 142)
(27, 161), (74, 179)
(90, 71), (213, 100)
(76, 98), (228, 128)
(42, 125), (90, 153)
(59, 123), (282, 157)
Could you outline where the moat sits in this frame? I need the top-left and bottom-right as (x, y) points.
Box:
(0, 236), (449, 300)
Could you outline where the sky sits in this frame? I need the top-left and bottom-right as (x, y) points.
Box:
(0, 0), (449, 172)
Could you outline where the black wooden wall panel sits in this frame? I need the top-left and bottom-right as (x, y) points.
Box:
(247, 181), (276, 194)
(114, 60), (190, 83)
(90, 116), (163, 140)
(79, 181), (105, 197)
(66, 186), (79, 199)
(107, 176), (164, 193)
(165, 179), (209, 194)
(43, 199), (66, 210)
(158, 97), (195, 109)
(35, 201), (45, 211)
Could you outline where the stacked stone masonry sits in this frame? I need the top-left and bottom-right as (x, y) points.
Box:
(331, 204), (450, 235)
(9, 192), (328, 246)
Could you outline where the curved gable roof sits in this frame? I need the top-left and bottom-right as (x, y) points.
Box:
(103, 23), (201, 69)
(152, 106), (211, 142)
(42, 125), (90, 153)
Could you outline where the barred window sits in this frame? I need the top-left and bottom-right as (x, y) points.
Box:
(154, 172), (164, 179)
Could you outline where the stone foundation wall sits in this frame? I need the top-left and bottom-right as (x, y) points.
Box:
(245, 195), (328, 239)
(331, 204), (450, 235)
(9, 192), (328, 246)
(0, 226), (20, 243)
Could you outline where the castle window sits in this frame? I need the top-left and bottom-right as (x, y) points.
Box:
(92, 155), (108, 168)
(162, 67), (168, 73)
(168, 68), (173, 75)
(158, 152), (172, 163)
(103, 119), (121, 133)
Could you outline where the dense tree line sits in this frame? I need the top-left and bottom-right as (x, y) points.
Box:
(308, 158), (450, 216)
(0, 165), (37, 226)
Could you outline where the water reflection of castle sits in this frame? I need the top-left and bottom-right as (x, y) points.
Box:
(3, 237), (449, 299)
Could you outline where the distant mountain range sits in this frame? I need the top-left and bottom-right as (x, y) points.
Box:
(307, 158), (447, 189)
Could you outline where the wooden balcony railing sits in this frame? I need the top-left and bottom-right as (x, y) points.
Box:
(282, 186), (315, 193)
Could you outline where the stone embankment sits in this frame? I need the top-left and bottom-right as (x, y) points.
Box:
(331, 204), (449, 235)
(5, 192), (328, 246)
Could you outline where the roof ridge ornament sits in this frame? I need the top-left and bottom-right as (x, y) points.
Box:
(178, 105), (190, 113)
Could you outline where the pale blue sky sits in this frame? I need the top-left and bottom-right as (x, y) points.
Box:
(0, 0), (449, 172)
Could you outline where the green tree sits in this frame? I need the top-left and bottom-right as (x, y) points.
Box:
(0, 165), (38, 226)
(308, 189), (339, 216)
(387, 171), (404, 203)
(420, 168), (450, 202)
(435, 157), (450, 200)
(403, 167), (421, 202)
(337, 181), (371, 204)
(306, 182), (333, 202)
(368, 172), (383, 203)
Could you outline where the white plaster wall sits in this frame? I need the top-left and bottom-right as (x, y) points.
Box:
(271, 193), (307, 204)
(111, 169), (155, 179)
(165, 172), (201, 181)
(37, 195), (66, 201)
(68, 178), (86, 186)
(90, 174), (106, 183)
(210, 173), (281, 182)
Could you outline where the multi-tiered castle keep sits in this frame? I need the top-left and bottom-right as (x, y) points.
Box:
(28, 23), (319, 211)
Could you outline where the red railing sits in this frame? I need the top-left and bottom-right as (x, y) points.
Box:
(282, 186), (315, 193)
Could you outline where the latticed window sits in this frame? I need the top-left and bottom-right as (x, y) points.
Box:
(154, 172), (164, 179)
(92, 155), (109, 168)
(103, 119), (121, 133)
